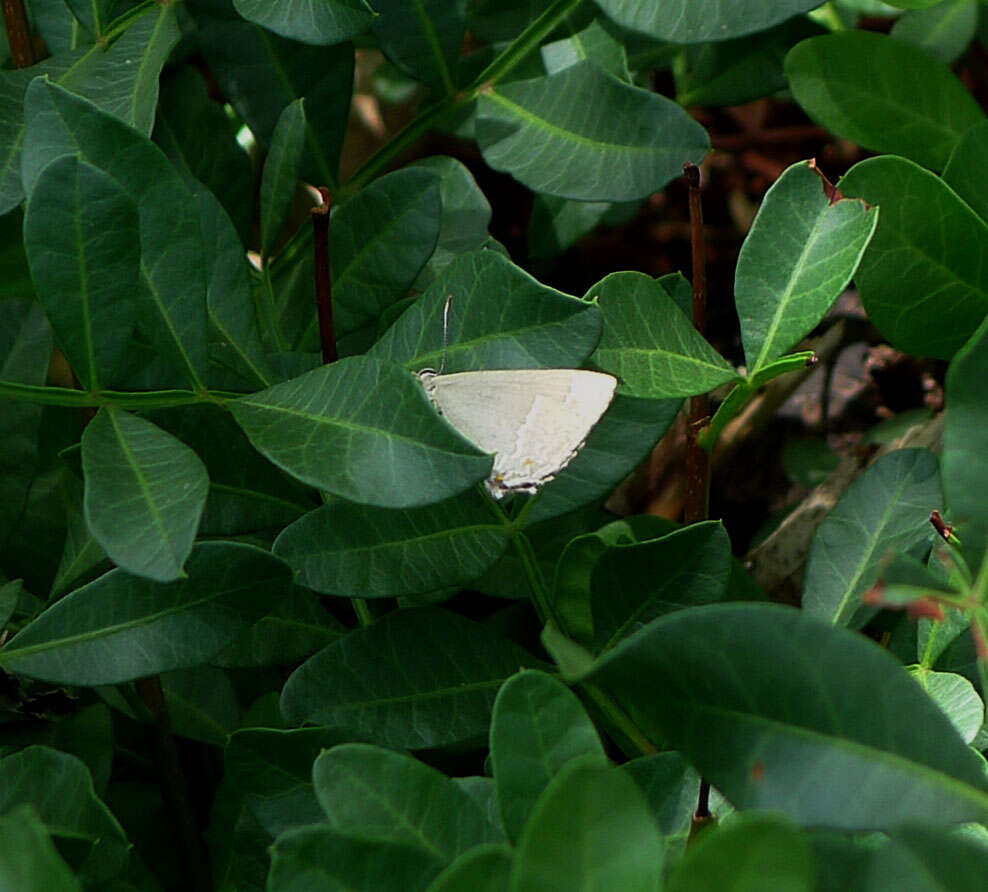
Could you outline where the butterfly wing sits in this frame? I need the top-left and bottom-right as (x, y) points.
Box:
(424, 370), (617, 496)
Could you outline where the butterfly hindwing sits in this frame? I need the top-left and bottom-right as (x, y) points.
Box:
(422, 369), (617, 497)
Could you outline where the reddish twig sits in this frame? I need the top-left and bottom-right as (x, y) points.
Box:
(2, 0), (35, 68)
(311, 186), (337, 364)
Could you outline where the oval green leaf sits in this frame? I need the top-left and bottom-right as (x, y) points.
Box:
(597, 0), (821, 43)
(281, 607), (547, 748)
(273, 493), (510, 597)
(735, 160), (878, 375)
(23, 155), (141, 391)
(1, 543), (291, 685)
(82, 408), (208, 582)
(477, 61), (709, 202)
(839, 155), (988, 360)
(491, 669), (606, 844)
(228, 356), (492, 509)
(803, 448), (942, 627)
(785, 31), (984, 172)
(582, 602), (988, 829)
(510, 757), (663, 892)
(234, 0), (374, 45)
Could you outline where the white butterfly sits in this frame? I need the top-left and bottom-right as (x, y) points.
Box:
(420, 367), (617, 498)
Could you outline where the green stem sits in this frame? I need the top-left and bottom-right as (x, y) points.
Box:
(258, 266), (288, 353)
(581, 681), (659, 756)
(698, 351), (816, 452)
(352, 599), (374, 627)
(0, 381), (239, 409)
(512, 530), (556, 627)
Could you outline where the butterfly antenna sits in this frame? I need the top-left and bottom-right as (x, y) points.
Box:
(438, 295), (453, 375)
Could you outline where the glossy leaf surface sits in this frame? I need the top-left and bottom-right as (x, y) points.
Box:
(23, 155), (140, 391)
(582, 603), (988, 829)
(490, 670), (606, 844)
(314, 744), (501, 861)
(785, 31), (983, 171)
(81, 408), (208, 581)
(839, 155), (988, 359)
(510, 757), (663, 892)
(477, 62), (709, 202)
(234, 0), (373, 45)
(281, 607), (546, 748)
(273, 494), (510, 597)
(590, 271), (739, 397)
(942, 315), (988, 565)
(735, 160), (878, 375)
(803, 449), (942, 627)
(229, 356), (491, 508)
(596, 0), (821, 42)
(1, 543), (291, 685)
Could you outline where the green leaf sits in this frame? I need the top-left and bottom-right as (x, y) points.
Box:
(23, 155), (141, 391)
(23, 79), (209, 385)
(213, 584), (342, 668)
(665, 814), (814, 892)
(234, 0), (374, 45)
(228, 356), (492, 508)
(409, 156), (492, 290)
(735, 160), (878, 375)
(81, 408), (208, 582)
(592, 521), (733, 653)
(541, 18), (631, 80)
(838, 155), (988, 359)
(192, 8), (354, 187)
(528, 195), (637, 259)
(226, 727), (364, 836)
(159, 665), (240, 745)
(491, 670), (606, 844)
(281, 607), (547, 748)
(910, 667), (984, 745)
(269, 824), (446, 892)
(523, 393), (680, 526)
(426, 845), (513, 892)
(0, 542), (291, 685)
(943, 119), (988, 225)
(261, 99), (307, 258)
(477, 61), (709, 202)
(333, 167), (442, 349)
(596, 0), (821, 42)
(197, 188), (275, 389)
(153, 66), (254, 240)
(589, 271), (739, 397)
(678, 17), (824, 108)
(51, 473), (108, 598)
(0, 302), (51, 580)
(942, 314), (988, 564)
(803, 449), (942, 627)
(581, 603), (988, 829)
(372, 0), (466, 91)
(273, 494), (510, 597)
(370, 250), (603, 372)
(785, 31), (984, 171)
(0, 746), (128, 884)
(0, 805), (80, 892)
(314, 744), (502, 860)
(0, 4), (179, 214)
(510, 757), (664, 892)
(890, 0), (978, 65)
(150, 405), (309, 537)
(621, 752), (701, 839)
(869, 823), (988, 891)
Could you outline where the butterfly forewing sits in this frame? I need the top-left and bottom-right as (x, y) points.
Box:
(422, 369), (617, 496)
